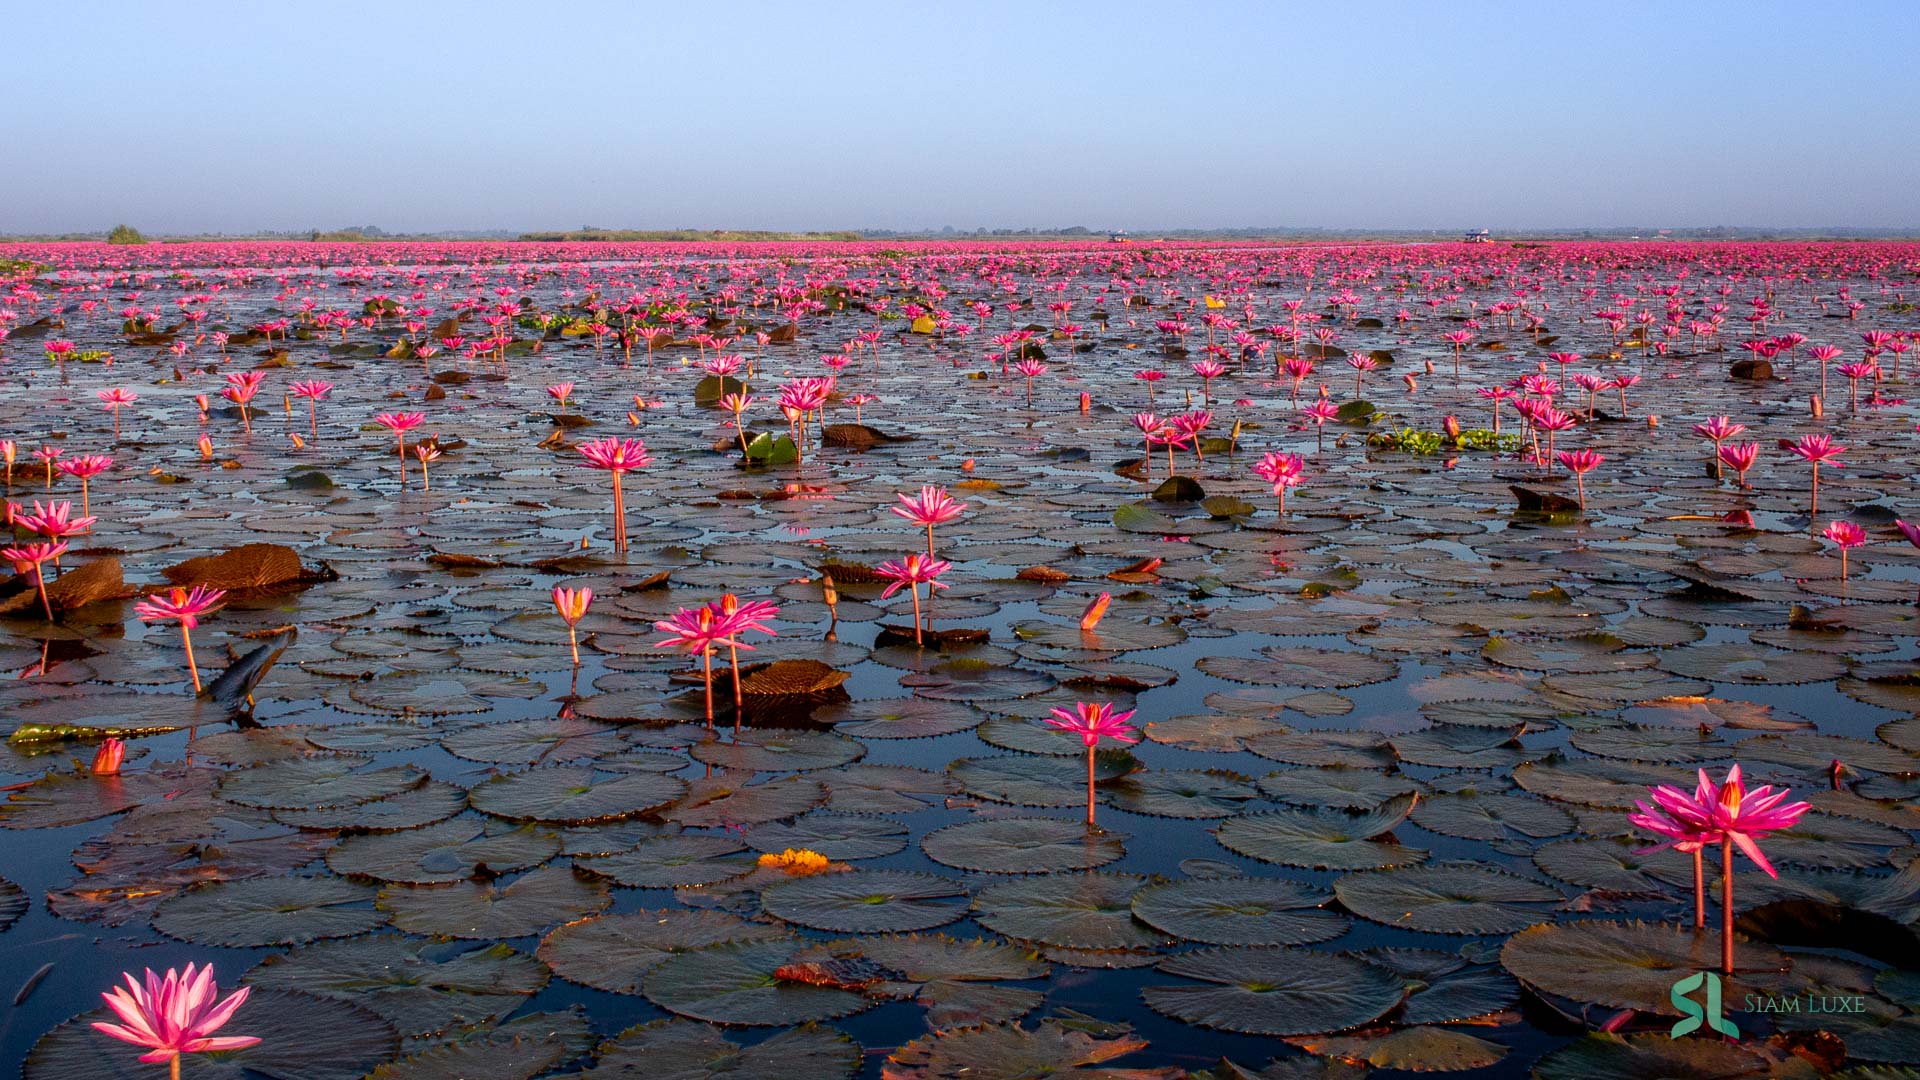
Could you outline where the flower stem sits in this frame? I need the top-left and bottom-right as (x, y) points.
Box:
(701, 649), (714, 730)
(182, 626), (202, 693)
(1720, 836), (1734, 974)
(1692, 847), (1705, 929)
(1085, 747), (1096, 827)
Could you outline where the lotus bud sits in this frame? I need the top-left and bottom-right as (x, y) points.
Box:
(1423, 359), (1435, 375)
(289, 433), (305, 449)
(1646, 415), (1659, 429)
(195, 393), (210, 418)
(92, 737), (124, 776)
(1080, 592), (1112, 630)
(197, 434), (213, 459)
(1443, 415), (1461, 441)
(1403, 373), (1418, 392)
(1810, 394), (1824, 419)
(1079, 391), (1091, 413)
(961, 459), (975, 472)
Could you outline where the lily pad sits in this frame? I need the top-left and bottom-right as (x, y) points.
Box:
(971, 873), (1166, 950)
(152, 875), (385, 947)
(641, 939), (875, 1026)
(1214, 795), (1427, 870)
(245, 936), (550, 1041)
(469, 766), (686, 824)
(1143, 947), (1407, 1036)
(921, 816), (1127, 873)
(1334, 862), (1561, 934)
(1499, 919), (1790, 1013)
(1131, 877), (1349, 946)
(377, 866), (611, 939)
(761, 869), (970, 932)
(580, 1019), (860, 1079)
(538, 909), (789, 995)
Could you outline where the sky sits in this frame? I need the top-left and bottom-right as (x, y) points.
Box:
(6, 0), (1917, 235)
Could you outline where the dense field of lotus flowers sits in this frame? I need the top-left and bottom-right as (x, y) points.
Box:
(1, 238), (1918, 1078)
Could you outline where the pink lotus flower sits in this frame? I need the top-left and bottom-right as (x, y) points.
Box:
(56, 454), (112, 517)
(289, 381), (332, 437)
(2, 540), (68, 620)
(1806, 343), (1843, 398)
(547, 382), (575, 413)
(1282, 357), (1315, 404)
(1191, 360), (1227, 404)
(222, 371), (266, 434)
(1345, 352), (1378, 395)
(1633, 765), (1807, 973)
(577, 437), (652, 553)
(655, 604), (744, 728)
(891, 485), (967, 557)
(1821, 519), (1867, 579)
(98, 388), (138, 440)
(1253, 450), (1306, 518)
(708, 593), (780, 730)
(1302, 398), (1340, 451)
(374, 411), (425, 487)
(135, 585), (227, 693)
(877, 553), (950, 646)
(1134, 369), (1166, 405)
(1783, 433), (1845, 521)
(18, 499), (96, 541)
(1555, 448), (1605, 509)
(92, 962), (260, 1068)
(1718, 442), (1759, 488)
(1045, 701), (1141, 827)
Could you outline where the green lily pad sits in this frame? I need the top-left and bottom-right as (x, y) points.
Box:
(1334, 862), (1561, 934)
(641, 939), (875, 1026)
(377, 866), (611, 939)
(1131, 877), (1349, 946)
(538, 909), (789, 995)
(921, 816), (1126, 873)
(761, 869), (970, 933)
(152, 875), (385, 947)
(1143, 947), (1406, 1036)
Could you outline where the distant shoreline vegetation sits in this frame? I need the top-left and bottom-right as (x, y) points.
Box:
(516, 229), (865, 242)
(1, 225), (1917, 243)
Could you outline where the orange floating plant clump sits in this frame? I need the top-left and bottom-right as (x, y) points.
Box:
(757, 848), (832, 875)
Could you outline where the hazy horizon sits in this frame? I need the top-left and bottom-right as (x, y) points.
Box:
(10, 0), (1917, 235)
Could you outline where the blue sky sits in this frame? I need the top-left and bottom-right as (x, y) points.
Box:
(8, 0), (1915, 233)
